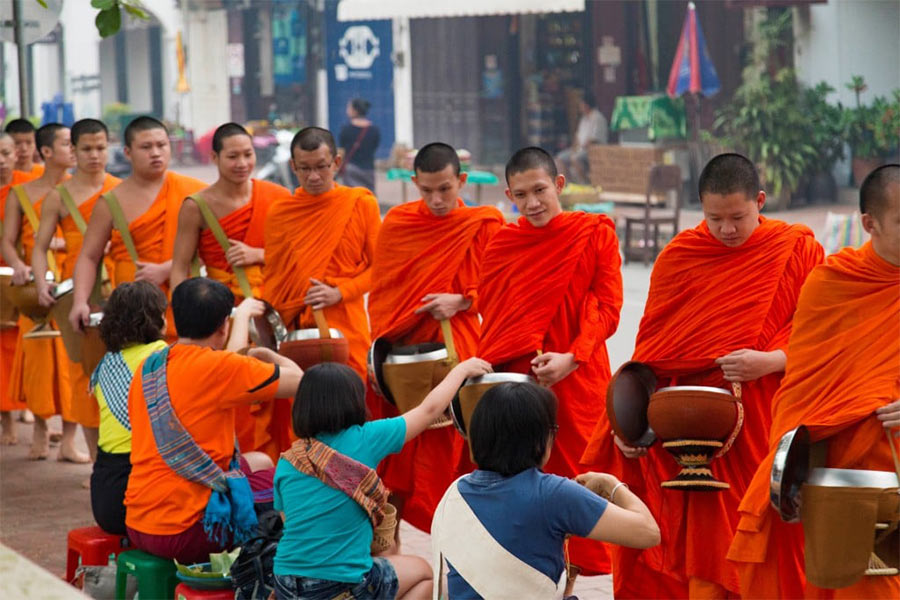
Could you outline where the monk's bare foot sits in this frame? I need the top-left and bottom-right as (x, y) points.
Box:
(28, 438), (49, 459)
(58, 445), (91, 464)
(18, 410), (34, 424)
(0, 413), (17, 445)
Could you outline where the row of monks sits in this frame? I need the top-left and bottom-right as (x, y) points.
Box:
(1, 115), (898, 599)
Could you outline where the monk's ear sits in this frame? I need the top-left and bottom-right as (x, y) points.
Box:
(555, 174), (566, 194)
(860, 212), (877, 236)
(504, 187), (513, 201)
(332, 154), (343, 171)
(755, 191), (766, 212)
(458, 172), (468, 188)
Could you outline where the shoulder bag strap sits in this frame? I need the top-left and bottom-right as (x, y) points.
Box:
(103, 192), (140, 265)
(57, 184), (88, 233)
(337, 126), (369, 177)
(13, 185), (58, 276)
(190, 194), (253, 299)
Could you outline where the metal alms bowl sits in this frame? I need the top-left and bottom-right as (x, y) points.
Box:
(451, 372), (536, 437)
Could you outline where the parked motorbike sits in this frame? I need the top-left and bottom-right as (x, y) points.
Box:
(255, 129), (298, 190)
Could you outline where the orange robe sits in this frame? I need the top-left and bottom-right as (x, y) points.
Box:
(728, 241), (900, 599)
(368, 199), (504, 532)
(58, 174), (120, 428)
(580, 217), (823, 597)
(195, 179), (291, 460)
(477, 211), (623, 575)
(262, 184), (381, 380)
(108, 171), (205, 338)
(197, 179), (289, 300)
(7, 187), (72, 420)
(0, 171), (33, 412)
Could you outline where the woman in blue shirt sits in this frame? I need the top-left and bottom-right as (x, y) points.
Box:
(273, 357), (492, 600)
(432, 382), (661, 599)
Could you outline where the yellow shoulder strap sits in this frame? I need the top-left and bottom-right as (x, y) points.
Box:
(13, 185), (58, 276)
(189, 194), (253, 299)
(102, 191), (140, 265)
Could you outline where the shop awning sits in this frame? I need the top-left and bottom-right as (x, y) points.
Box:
(337, 0), (585, 21)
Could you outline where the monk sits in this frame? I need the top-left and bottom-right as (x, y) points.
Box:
(171, 122), (292, 459)
(125, 277), (302, 564)
(0, 131), (29, 444)
(69, 116), (205, 339)
(581, 153), (824, 598)
(0, 123), (83, 461)
(4, 118), (44, 177)
(262, 127), (380, 380)
(369, 142), (504, 533)
(171, 122), (290, 299)
(476, 146), (623, 579)
(31, 119), (120, 462)
(728, 163), (900, 599)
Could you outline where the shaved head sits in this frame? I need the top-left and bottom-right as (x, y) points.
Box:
(124, 116), (167, 147)
(860, 163), (900, 219)
(414, 142), (460, 176)
(290, 127), (337, 160)
(699, 153), (760, 200)
(505, 146), (558, 184)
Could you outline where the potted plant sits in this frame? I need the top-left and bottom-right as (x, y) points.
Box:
(843, 77), (900, 185)
(801, 82), (844, 204)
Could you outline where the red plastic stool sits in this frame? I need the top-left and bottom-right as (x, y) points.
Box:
(175, 583), (235, 599)
(65, 526), (127, 583)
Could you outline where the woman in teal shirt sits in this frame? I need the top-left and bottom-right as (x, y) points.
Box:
(273, 358), (491, 600)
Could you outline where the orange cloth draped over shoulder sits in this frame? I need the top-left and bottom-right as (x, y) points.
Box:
(107, 171), (206, 338)
(580, 217), (823, 598)
(0, 171), (33, 412)
(262, 184), (381, 380)
(727, 241), (900, 600)
(58, 173), (120, 428)
(368, 199), (503, 533)
(196, 179), (290, 460)
(6, 188), (72, 420)
(477, 211), (623, 575)
(198, 179), (289, 300)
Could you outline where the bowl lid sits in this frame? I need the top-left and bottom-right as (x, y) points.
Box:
(285, 327), (345, 341)
(249, 303), (287, 350)
(386, 342), (447, 364)
(769, 425), (810, 523)
(606, 361), (657, 447)
(367, 337), (393, 402)
(52, 278), (75, 298)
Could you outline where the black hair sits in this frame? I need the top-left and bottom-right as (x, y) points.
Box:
(36, 123), (66, 154)
(469, 382), (558, 476)
(99, 281), (167, 352)
(698, 153), (760, 200)
(4, 118), (35, 134)
(505, 146), (558, 184)
(124, 116), (168, 147)
(350, 98), (371, 116)
(860, 163), (900, 218)
(71, 119), (109, 146)
(413, 142), (460, 176)
(212, 122), (251, 153)
(292, 363), (367, 438)
(581, 90), (597, 109)
(171, 277), (234, 339)
(290, 127), (337, 160)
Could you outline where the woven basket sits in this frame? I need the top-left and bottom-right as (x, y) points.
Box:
(370, 503), (397, 555)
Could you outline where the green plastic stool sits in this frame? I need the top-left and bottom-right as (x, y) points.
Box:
(115, 549), (178, 600)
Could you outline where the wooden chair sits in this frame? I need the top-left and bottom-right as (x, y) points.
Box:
(623, 164), (682, 266)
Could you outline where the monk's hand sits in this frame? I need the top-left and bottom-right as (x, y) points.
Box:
(11, 263), (31, 286)
(37, 281), (56, 308)
(414, 293), (471, 320)
(225, 239), (263, 267)
(614, 434), (649, 459)
(305, 278), (342, 310)
(69, 301), (90, 332)
(876, 399), (900, 430)
(134, 261), (169, 286)
(715, 349), (784, 382)
(531, 352), (578, 387)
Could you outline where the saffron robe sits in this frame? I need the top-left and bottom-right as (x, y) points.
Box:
(57, 173), (120, 427)
(727, 242), (900, 600)
(477, 210), (623, 575)
(368, 199), (503, 532)
(262, 184), (381, 380)
(580, 217), (823, 597)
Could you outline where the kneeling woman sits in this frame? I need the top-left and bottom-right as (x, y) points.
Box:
(273, 358), (492, 600)
(432, 382), (661, 599)
(90, 281), (167, 535)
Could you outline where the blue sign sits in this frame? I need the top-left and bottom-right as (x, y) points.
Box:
(325, 1), (394, 159)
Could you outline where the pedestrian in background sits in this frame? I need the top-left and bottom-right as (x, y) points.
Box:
(338, 98), (380, 193)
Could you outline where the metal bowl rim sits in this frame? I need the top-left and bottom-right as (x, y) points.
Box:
(463, 373), (535, 386)
(283, 327), (345, 341)
(655, 385), (733, 396)
(386, 347), (448, 363)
